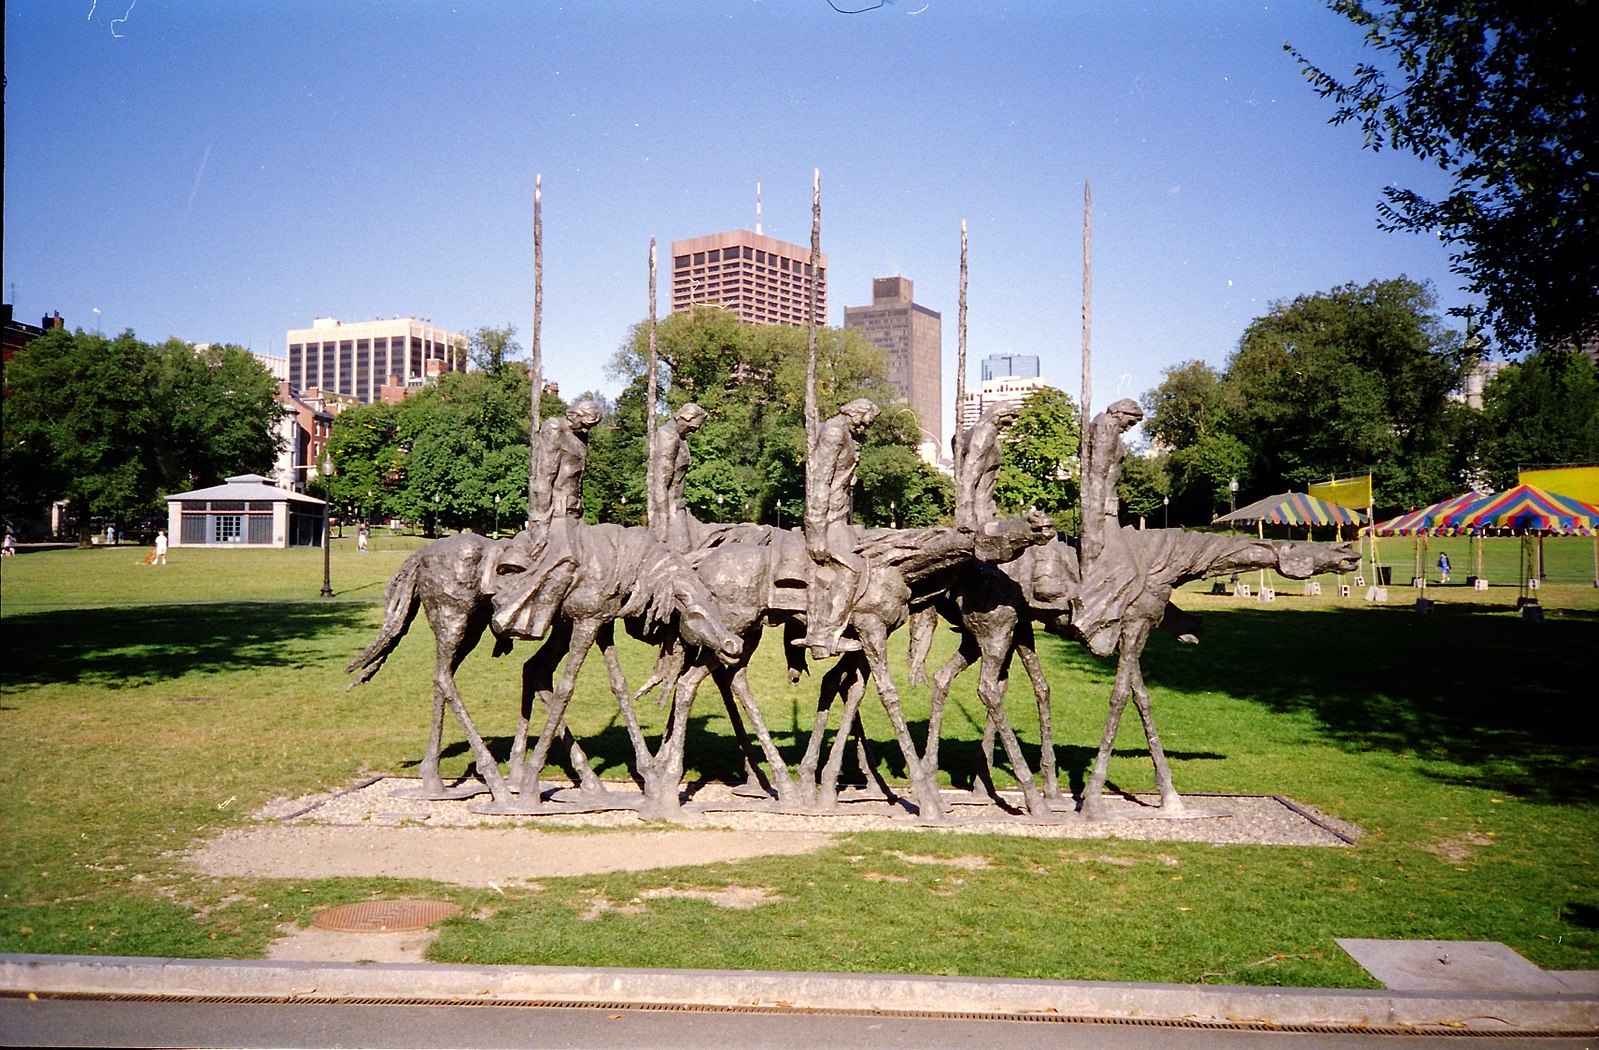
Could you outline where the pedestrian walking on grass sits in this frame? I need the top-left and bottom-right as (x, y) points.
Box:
(153, 529), (168, 566)
(1437, 551), (1450, 584)
(357, 525), (368, 554)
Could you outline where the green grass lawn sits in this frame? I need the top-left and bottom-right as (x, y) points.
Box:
(0, 537), (1594, 986)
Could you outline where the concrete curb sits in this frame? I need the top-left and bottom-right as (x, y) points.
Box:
(3, 954), (1595, 1033)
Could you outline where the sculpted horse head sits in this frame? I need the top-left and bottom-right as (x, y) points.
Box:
(1272, 539), (1361, 579)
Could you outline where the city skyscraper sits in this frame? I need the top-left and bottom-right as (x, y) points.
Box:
(285, 317), (464, 404)
(843, 276), (943, 455)
(669, 230), (827, 328)
(981, 352), (1041, 382)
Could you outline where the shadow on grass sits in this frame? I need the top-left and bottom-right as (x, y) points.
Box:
(428, 712), (1225, 801)
(0, 603), (375, 689)
(1119, 602), (1599, 806)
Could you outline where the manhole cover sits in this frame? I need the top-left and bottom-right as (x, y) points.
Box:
(172, 696), (223, 703)
(312, 899), (461, 933)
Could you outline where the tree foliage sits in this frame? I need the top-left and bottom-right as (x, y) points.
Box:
(994, 387), (1081, 526)
(605, 306), (947, 527)
(1222, 278), (1467, 510)
(325, 364), (564, 535)
(1141, 278), (1471, 519)
(2, 328), (279, 543)
(1289, 1), (1598, 353)
(1470, 349), (1599, 489)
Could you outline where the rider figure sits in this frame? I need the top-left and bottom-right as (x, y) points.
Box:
(954, 401), (1023, 556)
(493, 399), (603, 639)
(647, 402), (708, 553)
(799, 397), (880, 660)
(1078, 397), (1143, 571)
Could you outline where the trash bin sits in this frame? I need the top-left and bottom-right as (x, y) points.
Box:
(1378, 566), (1392, 586)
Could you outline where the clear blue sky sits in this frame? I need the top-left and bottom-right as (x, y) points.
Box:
(3, 1), (1467, 442)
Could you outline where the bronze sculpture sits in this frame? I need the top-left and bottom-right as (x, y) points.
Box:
(349, 391), (1358, 825)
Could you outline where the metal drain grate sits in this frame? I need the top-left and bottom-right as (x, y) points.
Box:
(311, 899), (461, 932)
(3, 992), (1585, 1036)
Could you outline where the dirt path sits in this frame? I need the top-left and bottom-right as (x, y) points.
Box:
(190, 825), (836, 887)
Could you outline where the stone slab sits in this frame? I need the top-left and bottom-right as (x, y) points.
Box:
(1337, 938), (1567, 994)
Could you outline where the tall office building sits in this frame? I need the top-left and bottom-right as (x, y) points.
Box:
(981, 352), (1040, 382)
(285, 317), (465, 403)
(670, 230), (827, 328)
(844, 276), (943, 455)
(958, 375), (1051, 434)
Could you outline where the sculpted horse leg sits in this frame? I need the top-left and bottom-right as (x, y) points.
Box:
(795, 648), (848, 802)
(856, 614), (946, 821)
(596, 620), (651, 770)
(509, 632), (561, 795)
(816, 655), (869, 810)
(1123, 628), (1185, 814)
(964, 605), (1050, 817)
(1013, 622), (1062, 801)
(1079, 639), (1138, 822)
(516, 617), (603, 808)
(401, 589), (508, 802)
(716, 659), (800, 802)
(922, 631), (979, 785)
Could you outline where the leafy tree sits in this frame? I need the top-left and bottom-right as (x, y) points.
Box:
(3, 328), (279, 544)
(1117, 449), (1172, 528)
(1470, 349), (1599, 488)
(468, 324), (522, 376)
(155, 340), (282, 491)
(1289, 2), (1598, 353)
(604, 306), (946, 527)
(1220, 277), (1468, 512)
(327, 363), (563, 535)
(1141, 360), (1247, 522)
(994, 387), (1081, 527)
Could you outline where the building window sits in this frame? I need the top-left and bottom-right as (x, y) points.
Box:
(214, 514), (243, 543)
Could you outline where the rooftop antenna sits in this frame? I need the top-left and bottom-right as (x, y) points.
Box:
(755, 175), (763, 236)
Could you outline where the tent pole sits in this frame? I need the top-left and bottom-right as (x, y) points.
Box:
(1258, 519), (1266, 596)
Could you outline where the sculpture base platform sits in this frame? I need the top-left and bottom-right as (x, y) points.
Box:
(266, 776), (1361, 846)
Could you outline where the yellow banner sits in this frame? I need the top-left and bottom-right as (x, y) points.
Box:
(1520, 465), (1599, 504)
(1309, 474), (1373, 510)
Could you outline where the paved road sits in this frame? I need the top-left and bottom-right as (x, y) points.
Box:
(4, 997), (1592, 1049)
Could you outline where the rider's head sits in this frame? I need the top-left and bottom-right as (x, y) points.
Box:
(1106, 398), (1143, 428)
(569, 400), (603, 432)
(674, 402), (709, 433)
(839, 398), (880, 434)
(989, 401), (1023, 428)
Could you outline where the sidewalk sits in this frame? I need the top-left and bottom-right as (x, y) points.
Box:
(4, 951), (1596, 1035)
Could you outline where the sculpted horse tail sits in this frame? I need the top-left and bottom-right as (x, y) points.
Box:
(345, 547), (424, 687)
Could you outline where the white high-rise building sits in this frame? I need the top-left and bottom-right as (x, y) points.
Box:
(285, 317), (465, 403)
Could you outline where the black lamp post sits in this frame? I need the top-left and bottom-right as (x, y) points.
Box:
(1163, 494), (1169, 529)
(775, 499), (782, 529)
(493, 493), (502, 538)
(433, 493), (441, 537)
(618, 494), (626, 526)
(319, 452), (333, 598)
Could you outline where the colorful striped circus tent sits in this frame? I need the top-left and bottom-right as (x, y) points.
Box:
(1368, 491), (1489, 536)
(1213, 491), (1366, 528)
(1440, 484), (1599, 535)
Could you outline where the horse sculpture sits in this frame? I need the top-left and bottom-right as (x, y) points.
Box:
(346, 527), (743, 814)
(651, 512), (1056, 821)
(907, 530), (1359, 819)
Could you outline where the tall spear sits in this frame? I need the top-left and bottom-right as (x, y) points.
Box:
(1079, 181), (1092, 484)
(528, 174), (544, 517)
(955, 219), (968, 481)
(804, 168), (821, 455)
(646, 238), (659, 525)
